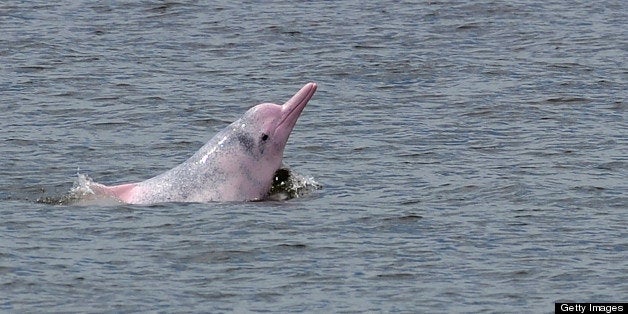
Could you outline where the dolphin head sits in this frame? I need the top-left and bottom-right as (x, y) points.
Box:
(218, 82), (316, 199)
(233, 83), (317, 161)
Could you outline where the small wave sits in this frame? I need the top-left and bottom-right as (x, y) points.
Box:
(37, 173), (122, 206)
(268, 166), (322, 201)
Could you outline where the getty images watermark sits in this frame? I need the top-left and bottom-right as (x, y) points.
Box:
(555, 303), (625, 313)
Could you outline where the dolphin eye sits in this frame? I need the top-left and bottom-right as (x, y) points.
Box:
(261, 133), (269, 141)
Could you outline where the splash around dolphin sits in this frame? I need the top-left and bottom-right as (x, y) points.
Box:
(88, 83), (317, 204)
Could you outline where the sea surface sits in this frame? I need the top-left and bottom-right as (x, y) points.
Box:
(1, 0), (626, 312)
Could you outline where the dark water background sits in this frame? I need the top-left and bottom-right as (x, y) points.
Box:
(1, 1), (626, 312)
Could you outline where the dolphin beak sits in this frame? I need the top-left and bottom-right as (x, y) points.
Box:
(279, 82), (317, 130)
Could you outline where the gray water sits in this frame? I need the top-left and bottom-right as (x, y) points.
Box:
(1, 1), (626, 312)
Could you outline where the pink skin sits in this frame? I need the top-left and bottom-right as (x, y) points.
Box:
(91, 83), (317, 204)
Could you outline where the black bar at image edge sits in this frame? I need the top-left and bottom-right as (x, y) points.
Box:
(556, 303), (626, 313)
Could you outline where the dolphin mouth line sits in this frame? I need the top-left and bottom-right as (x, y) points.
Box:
(278, 83), (317, 128)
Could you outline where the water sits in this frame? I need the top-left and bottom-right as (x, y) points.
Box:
(1, 0), (626, 312)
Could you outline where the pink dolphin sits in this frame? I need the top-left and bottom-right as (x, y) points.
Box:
(91, 83), (317, 204)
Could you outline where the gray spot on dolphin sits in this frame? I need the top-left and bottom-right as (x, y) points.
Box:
(235, 132), (256, 155)
(83, 83), (318, 204)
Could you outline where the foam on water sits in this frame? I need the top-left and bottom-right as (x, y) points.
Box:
(36, 173), (120, 206)
(268, 165), (322, 201)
